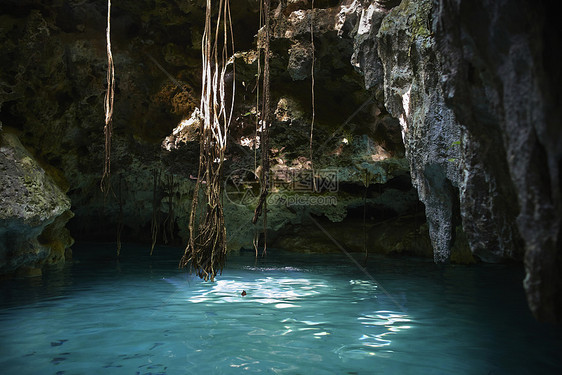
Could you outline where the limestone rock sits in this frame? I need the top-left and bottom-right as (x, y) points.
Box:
(377, 0), (466, 263)
(372, 0), (560, 321)
(287, 41), (314, 80)
(162, 108), (201, 151)
(434, 0), (562, 323)
(375, 0), (526, 265)
(0, 132), (73, 275)
(347, 0), (396, 90)
(273, 213), (433, 258)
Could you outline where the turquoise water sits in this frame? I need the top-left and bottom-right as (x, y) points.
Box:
(1, 243), (561, 374)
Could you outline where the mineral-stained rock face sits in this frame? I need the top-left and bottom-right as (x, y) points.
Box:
(360, 0), (561, 322)
(0, 132), (73, 276)
(373, 0), (521, 264)
(338, 0), (397, 91)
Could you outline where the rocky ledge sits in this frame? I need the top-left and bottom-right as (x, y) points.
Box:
(0, 131), (73, 276)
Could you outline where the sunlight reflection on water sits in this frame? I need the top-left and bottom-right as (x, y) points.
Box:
(188, 277), (328, 304)
(1, 244), (561, 374)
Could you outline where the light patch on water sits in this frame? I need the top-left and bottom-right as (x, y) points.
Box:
(335, 310), (413, 360)
(228, 356), (260, 369)
(349, 279), (377, 287)
(276, 318), (334, 341)
(280, 318), (296, 323)
(275, 303), (299, 308)
(301, 320), (327, 326)
(2, 244), (559, 375)
(242, 266), (306, 272)
(188, 277), (329, 304)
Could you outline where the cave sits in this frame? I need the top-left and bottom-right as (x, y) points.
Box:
(1, 0), (561, 373)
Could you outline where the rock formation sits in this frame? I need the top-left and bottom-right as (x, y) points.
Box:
(433, 0), (562, 323)
(0, 132), (73, 276)
(344, 0), (560, 321)
(0, 0), (559, 321)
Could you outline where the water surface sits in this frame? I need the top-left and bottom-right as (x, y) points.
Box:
(1, 243), (561, 374)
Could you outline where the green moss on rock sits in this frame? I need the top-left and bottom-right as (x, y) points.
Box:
(0, 132), (73, 275)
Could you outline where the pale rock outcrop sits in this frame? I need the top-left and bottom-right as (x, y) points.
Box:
(336, 0), (400, 90)
(0, 132), (73, 275)
(373, 0), (470, 263)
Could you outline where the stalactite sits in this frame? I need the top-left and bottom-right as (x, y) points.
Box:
(101, 0), (115, 194)
(179, 0), (235, 281)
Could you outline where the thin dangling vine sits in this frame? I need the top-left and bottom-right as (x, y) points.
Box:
(162, 174), (175, 245)
(252, 0), (264, 258)
(254, 0), (263, 174)
(179, 0), (235, 281)
(101, 0), (115, 194)
(363, 170), (369, 265)
(116, 174), (124, 256)
(252, 0), (272, 257)
(309, 0), (316, 174)
(150, 169), (161, 256)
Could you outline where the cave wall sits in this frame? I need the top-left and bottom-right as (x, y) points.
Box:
(0, 0), (426, 276)
(0, 0), (560, 321)
(433, 0), (562, 322)
(348, 0), (560, 322)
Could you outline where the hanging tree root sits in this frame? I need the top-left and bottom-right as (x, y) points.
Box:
(309, 0), (316, 167)
(116, 174), (124, 256)
(180, 157), (228, 280)
(162, 174), (175, 244)
(180, 0), (235, 281)
(101, 0), (115, 194)
(150, 169), (161, 255)
(252, 0), (272, 256)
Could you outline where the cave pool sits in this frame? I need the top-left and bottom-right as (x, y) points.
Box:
(1, 243), (561, 374)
